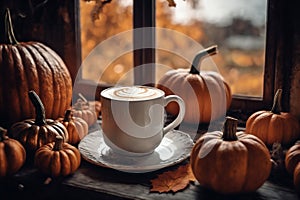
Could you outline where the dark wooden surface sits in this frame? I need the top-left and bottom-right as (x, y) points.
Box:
(1, 157), (299, 200)
(1, 120), (300, 200)
(62, 161), (299, 200)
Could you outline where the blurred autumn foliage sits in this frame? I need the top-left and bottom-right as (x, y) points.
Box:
(80, 0), (265, 96)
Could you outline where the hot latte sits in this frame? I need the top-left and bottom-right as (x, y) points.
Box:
(101, 86), (164, 101)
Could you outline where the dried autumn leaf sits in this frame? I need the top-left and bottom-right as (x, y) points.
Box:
(150, 163), (196, 193)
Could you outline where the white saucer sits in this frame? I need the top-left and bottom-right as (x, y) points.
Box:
(78, 129), (194, 173)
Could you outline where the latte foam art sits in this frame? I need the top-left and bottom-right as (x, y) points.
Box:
(102, 86), (164, 101)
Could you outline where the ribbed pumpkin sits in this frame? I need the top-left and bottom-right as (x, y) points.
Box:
(77, 93), (101, 118)
(8, 91), (68, 156)
(285, 141), (300, 175)
(34, 136), (81, 178)
(285, 141), (300, 191)
(190, 117), (271, 194)
(246, 89), (300, 146)
(72, 99), (98, 126)
(0, 127), (26, 177)
(57, 109), (89, 145)
(157, 45), (231, 124)
(0, 9), (72, 128)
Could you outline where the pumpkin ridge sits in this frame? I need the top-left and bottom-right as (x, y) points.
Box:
(250, 112), (272, 142)
(216, 141), (248, 193)
(38, 151), (53, 174)
(19, 44), (40, 94)
(59, 150), (71, 176)
(34, 43), (61, 118)
(52, 124), (68, 143)
(11, 45), (27, 119)
(269, 114), (291, 144)
(16, 45), (34, 117)
(34, 43), (68, 118)
(204, 75), (227, 122)
(3, 46), (20, 124)
(4, 140), (25, 173)
(25, 44), (55, 117)
(0, 143), (8, 176)
(197, 77), (211, 122)
(52, 151), (62, 177)
(240, 138), (271, 192)
(64, 147), (81, 172)
(30, 44), (59, 117)
(36, 43), (72, 113)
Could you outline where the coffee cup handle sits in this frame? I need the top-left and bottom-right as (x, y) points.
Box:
(162, 95), (185, 135)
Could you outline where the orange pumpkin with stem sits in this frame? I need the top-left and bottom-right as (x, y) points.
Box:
(34, 135), (81, 178)
(190, 117), (271, 194)
(78, 93), (101, 118)
(157, 45), (231, 124)
(8, 91), (68, 156)
(57, 109), (88, 145)
(72, 99), (98, 126)
(246, 89), (300, 146)
(0, 9), (72, 129)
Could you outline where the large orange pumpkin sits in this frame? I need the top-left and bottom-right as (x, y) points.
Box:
(157, 45), (231, 124)
(190, 117), (271, 194)
(246, 89), (300, 146)
(0, 9), (72, 128)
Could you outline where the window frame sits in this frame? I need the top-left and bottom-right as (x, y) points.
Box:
(74, 0), (289, 122)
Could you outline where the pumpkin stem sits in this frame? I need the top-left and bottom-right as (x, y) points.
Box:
(63, 109), (72, 122)
(53, 136), (64, 151)
(78, 93), (88, 103)
(189, 45), (218, 74)
(4, 8), (18, 45)
(28, 90), (47, 126)
(222, 116), (238, 141)
(74, 99), (84, 110)
(271, 89), (282, 114)
(78, 93), (90, 107)
(0, 127), (8, 142)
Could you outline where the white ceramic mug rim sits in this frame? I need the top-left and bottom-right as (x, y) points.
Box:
(100, 85), (165, 102)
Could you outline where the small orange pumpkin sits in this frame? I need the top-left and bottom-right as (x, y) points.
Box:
(285, 141), (300, 191)
(72, 99), (98, 126)
(157, 45), (231, 124)
(0, 127), (26, 177)
(190, 117), (271, 194)
(57, 109), (89, 145)
(8, 91), (68, 156)
(246, 89), (300, 146)
(78, 93), (101, 118)
(285, 141), (300, 174)
(34, 136), (81, 178)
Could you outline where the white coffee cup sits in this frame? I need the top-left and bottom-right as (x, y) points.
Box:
(100, 85), (185, 156)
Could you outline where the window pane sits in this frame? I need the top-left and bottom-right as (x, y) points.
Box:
(156, 0), (267, 97)
(80, 0), (133, 85)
